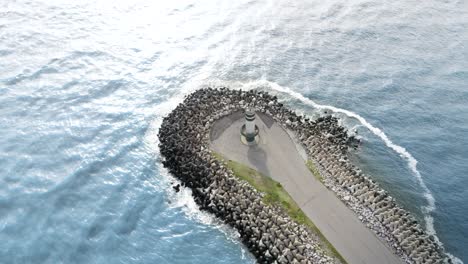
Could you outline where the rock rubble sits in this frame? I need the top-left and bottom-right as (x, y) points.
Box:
(158, 87), (449, 264)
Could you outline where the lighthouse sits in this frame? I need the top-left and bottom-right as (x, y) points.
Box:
(241, 109), (259, 144)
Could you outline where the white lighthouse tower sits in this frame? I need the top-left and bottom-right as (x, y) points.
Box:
(241, 109), (258, 145)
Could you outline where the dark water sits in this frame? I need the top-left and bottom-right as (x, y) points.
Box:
(0, 0), (467, 263)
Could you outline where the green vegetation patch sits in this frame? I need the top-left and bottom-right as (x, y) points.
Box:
(306, 160), (324, 183)
(212, 152), (346, 264)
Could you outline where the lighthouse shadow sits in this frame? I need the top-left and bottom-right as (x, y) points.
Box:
(247, 144), (270, 177)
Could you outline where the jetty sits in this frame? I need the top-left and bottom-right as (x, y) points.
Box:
(158, 88), (448, 264)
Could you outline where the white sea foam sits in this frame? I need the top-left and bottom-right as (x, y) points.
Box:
(145, 118), (252, 261)
(163, 171), (253, 261)
(447, 253), (465, 264)
(250, 80), (436, 208)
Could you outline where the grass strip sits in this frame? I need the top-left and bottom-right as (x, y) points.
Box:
(306, 160), (324, 183)
(213, 152), (346, 264)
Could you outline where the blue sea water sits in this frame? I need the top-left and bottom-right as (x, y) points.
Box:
(0, 0), (467, 263)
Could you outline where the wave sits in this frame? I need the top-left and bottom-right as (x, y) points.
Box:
(161, 168), (253, 261)
(145, 115), (254, 262)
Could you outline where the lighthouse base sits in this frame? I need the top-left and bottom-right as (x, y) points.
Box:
(240, 124), (260, 145)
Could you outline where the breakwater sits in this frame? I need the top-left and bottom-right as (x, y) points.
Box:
(158, 88), (448, 264)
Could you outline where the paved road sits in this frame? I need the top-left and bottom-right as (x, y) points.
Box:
(210, 112), (402, 264)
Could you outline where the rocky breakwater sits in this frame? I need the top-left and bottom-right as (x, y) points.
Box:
(158, 88), (335, 264)
(266, 102), (450, 263)
(158, 87), (449, 264)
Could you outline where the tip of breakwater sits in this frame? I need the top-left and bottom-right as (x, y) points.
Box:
(157, 87), (450, 264)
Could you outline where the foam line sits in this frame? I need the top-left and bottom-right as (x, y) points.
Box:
(247, 80), (439, 228)
(259, 80), (465, 263)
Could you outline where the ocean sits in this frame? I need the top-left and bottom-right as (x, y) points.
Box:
(0, 0), (467, 263)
